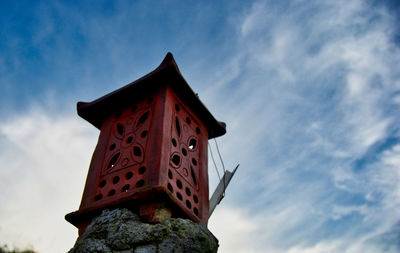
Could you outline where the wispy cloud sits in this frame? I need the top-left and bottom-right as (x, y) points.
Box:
(0, 0), (399, 252)
(205, 0), (400, 252)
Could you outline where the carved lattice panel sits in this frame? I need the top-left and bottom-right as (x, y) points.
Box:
(93, 97), (153, 202)
(167, 102), (202, 217)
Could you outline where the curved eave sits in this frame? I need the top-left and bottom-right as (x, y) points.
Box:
(77, 52), (226, 139)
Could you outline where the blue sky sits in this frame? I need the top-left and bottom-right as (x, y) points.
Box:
(0, 0), (399, 252)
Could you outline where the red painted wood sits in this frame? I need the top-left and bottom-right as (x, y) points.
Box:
(65, 53), (226, 235)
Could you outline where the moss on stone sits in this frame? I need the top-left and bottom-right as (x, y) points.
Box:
(69, 208), (218, 253)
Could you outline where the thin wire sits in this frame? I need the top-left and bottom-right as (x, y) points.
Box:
(214, 138), (226, 196)
(214, 139), (226, 173)
(208, 142), (221, 180)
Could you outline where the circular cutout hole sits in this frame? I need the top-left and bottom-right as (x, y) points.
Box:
(176, 179), (183, 189)
(185, 187), (191, 196)
(196, 127), (200, 134)
(194, 208), (199, 216)
(188, 139), (197, 150)
(131, 105), (137, 112)
(168, 170), (173, 179)
(136, 180), (144, 188)
(172, 154), (181, 166)
(147, 97), (153, 104)
(141, 130), (148, 138)
(182, 148), (187, 156)
(186, 117), (191, 124)
(171, 138), (177, 147)
(167, 183), (173, 193)
(94, 194), (103, 201)
(139, 166), (146, 175)
(186, 200), (192, 209)
(113, 176), (120, 184)
(192, 158), (197, 166)
(109, 143), (116, 151)
(121, 184), (130, 192)
(177, 192), (183, 200)
(133, 146), (142, 157)
(193, 195), (198, 203)
(127, 136), (133, 144)
(108, 189), (116, 196)
(175, 104), (180, 111)
(99, 180), (106, 188)
(126, 171), (133, 180)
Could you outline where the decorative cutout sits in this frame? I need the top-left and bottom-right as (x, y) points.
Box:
(171, 154), (181, 167)
(121, 184), (130, 192)
(136, 180), (144, 188)
(112, 176), (120, 184)
(188, 138), (197, 150)
(126, 136), (133, 144)
(108, 189), (116, 196)
(137, 111), (149, 126)
(182, 148), (187, 156)
(133, 146), (142, 157)
(108, 153), (120, 169)
(99, 180), (106, 188)
(117, 124), (124, 136)
(126, 171), (133, 179)
(185, 187), (191, 196)
(176, 179), (183, 189)
(139, 166), (146, 175)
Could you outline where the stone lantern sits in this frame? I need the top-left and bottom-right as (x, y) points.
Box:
(66, 53), (226, 236)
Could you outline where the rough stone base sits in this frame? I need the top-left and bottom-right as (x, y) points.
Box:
(68, 208), (218, 253)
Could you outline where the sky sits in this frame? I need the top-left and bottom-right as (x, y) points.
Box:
(0, 0), (400, 252)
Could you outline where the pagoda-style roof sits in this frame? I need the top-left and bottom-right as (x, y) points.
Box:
(77, 52), (226, 139)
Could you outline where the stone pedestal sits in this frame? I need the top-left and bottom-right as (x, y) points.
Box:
(68, 208), (218, 253)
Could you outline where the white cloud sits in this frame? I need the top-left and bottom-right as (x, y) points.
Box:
(209, 206), (261, 253)
(0, 108), (97, 252)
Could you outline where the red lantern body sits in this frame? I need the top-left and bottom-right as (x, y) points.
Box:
(66, 53), (226, 236)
